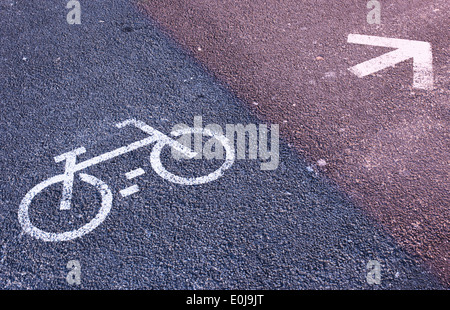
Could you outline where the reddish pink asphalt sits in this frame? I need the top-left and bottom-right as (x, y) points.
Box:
(139, 0), (449, 285)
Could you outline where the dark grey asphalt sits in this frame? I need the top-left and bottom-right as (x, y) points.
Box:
(0, 0), (443, 289)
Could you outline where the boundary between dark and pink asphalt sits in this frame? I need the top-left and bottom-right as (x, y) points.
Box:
(138, 0), (449, 286)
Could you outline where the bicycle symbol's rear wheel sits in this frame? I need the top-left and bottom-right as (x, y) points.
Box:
(18, 173), (112, 242)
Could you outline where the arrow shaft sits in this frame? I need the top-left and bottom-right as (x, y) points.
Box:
(348, 49), (410, 77)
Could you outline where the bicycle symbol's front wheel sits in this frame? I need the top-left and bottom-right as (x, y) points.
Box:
(18, 173), (112, 242)
(150, 128), (235, 185)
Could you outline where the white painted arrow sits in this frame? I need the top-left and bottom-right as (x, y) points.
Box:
(347, 34), (433, 90)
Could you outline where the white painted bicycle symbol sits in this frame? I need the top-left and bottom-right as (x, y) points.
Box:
(18, 119), (235, 242)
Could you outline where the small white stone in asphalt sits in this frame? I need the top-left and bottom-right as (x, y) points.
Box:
(317, 159), (327, 166)
(252, 101), (258, 106)
(324, 71), (337, 79)
(306, 166), (314, 172)
(22, 57), (27, 61)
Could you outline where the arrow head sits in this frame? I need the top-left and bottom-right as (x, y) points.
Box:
(347, 34), (433, 90)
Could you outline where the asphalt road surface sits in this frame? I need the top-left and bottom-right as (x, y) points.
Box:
(0, 0), (447, 289)
(142, 0), (449, 286)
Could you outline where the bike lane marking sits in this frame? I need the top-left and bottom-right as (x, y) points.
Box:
(120, 168), (146, 197)
(17, 121), (236, 241)
(125, 168), (146, 180)
(120, 184), (140, 198)
(18, 173), (113, 242)
(347, 34), (433, 90)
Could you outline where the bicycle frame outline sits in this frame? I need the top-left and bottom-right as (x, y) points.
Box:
(55, 119), (197, 211)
